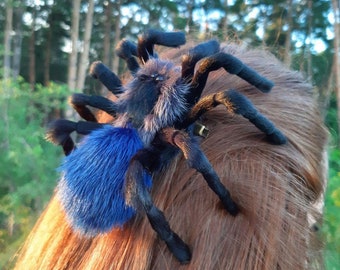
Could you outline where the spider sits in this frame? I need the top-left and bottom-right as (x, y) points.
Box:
(47, 29), (287, 264)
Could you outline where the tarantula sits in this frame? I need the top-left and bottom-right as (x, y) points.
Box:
(47, 29), (287, 264)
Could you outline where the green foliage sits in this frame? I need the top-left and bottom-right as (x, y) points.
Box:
(0, 78), (68, 267)
(323, 148), (340, 270)
(325, 94), (339, 144)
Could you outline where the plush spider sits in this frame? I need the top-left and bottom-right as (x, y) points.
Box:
(47, 29), (287, 264)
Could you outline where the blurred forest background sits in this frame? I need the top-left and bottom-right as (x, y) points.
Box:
(0, 0), (339, 269)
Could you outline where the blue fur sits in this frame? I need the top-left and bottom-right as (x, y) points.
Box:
(57, 125), (152, 236)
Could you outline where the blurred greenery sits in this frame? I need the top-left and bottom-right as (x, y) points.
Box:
(323, 148), (340, 270)
(323, 93), (340, 269)
(0, 79), (68, 268)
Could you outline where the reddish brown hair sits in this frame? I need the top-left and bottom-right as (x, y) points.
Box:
(15, 43), (327, 270)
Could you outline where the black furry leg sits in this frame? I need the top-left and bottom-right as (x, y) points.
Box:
(160, 128), (239, 216)
(185, 89), (287, 145)
(115, 39), (140, 74)
(138, 29), (186, 63)
(181, 39), (220, 81)
(46, 119), (104, 155)
(125, 150), (192, 264)
(89, 61), (123, 94)
(69, 93), (118, 121)
(187, 52), (274, 106)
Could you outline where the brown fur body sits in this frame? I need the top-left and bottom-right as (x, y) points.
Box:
(14, 43), (327, 270)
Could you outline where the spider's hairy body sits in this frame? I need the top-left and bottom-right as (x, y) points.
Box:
(115, 58), (189, 145)
(47, 29), (287, 263)
(58, 59), (190, 236)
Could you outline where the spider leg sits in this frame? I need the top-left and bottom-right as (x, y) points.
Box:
(46, 119), (104, 155)
(137, 29), (186, 63)
(184, 89), (287, 145)
(69, 93), (118, 122)
(89, 61), (123, 95)
(160, 128), (239, 216)
(186, 52), (274, 106)
(125, 148), (192, 264)
(181, 39), (220, 81)
(115, 39), (140, 74)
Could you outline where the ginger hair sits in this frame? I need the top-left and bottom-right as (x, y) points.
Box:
(14, 43), (327, 270)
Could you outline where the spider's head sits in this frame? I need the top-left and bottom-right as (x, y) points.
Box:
(119, 58), (189, 139)
(135, 58), (181, 96)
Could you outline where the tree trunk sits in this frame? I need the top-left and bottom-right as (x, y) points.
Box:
(332, 0), (340, 146)
(29, 7), (36, 90)
(76, 0), (95, 91)
(44, 25), (52, 86)
(186, 0), (195, 34)
(219, 0), (228, 40)
(4, 2), (13, 79)
(260, 6), (268, 46)
(68, 0), (81, 91)
(306, 0), (313, 81)
(12, 7), (23, 79)
(103, 0), (113, 67)
(111, 0), (122, 76)
(101, 0), (114, 95)
(283, 0), (293, 67)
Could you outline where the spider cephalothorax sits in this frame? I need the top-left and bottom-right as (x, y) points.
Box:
(116, 59), (189, 145)
(47, 29), (287, 264)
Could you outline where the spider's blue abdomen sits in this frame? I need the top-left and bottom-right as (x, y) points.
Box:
(57, 125), (152, 236)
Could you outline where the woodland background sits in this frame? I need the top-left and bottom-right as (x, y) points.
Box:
(0, 0), (339, 269)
